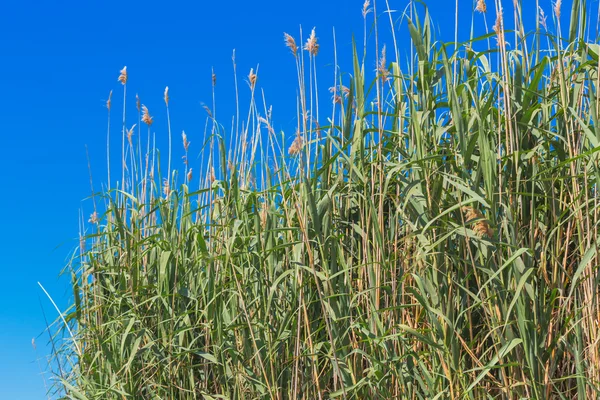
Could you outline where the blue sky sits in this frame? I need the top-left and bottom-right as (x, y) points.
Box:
(0, 0), (577, 398)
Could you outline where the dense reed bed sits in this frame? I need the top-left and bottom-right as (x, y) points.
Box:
(50, 0), (600, 398)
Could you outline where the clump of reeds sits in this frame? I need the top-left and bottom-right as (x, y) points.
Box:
(48, 1), (600, 399)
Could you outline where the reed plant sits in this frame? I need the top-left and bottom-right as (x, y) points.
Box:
(49, 0), (600, 398)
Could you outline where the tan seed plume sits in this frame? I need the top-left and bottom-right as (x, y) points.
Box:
(141, 105), (153, 126)
(136, 94), (140, 112)
(187, 168), (193, 182)
(182, 131), (190, 152)
(554, 0), (562, 18)
(539, 7), (548, 30)
(304, 28), (319, 56)
(163, 178), (170, 197)
(259, 201), (268, 228)
(288, 132), (303, 156)
(284, 33), (298, 57)
(126, 124), (136, 146)
(118, 66), (128, 85)
(107, 90), (113, 110)
(378, 45), (389, 83)
(475, 0), (486, 13)
(88, 211), (99, 224)
(202, 104), (213, 118)
(329, 86), (342, 105)
(493, 10), (505, 47)
(164, 86), (169, 106)
(462, 206), (494, 238)
(362, 0), (372, 18)
(248, 68), (257, 89)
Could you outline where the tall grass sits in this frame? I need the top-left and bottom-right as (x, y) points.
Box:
(49, 0), (600, 398)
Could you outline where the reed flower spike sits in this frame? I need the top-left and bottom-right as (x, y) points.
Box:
(362, 0), (372, 18)
(248, 68), (257, 89)
(462, 206), (494, 238)
(475, 0), (486, 13)
(288, 132), (303, 156)
(284, 33), (298, 57)
(107, 90), (112, 110)
(118, 66), (128, 85)
(304, 28), (319, 56)
(141, 105), (153, 126)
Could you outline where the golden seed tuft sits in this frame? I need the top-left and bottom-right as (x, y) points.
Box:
(554, 0), (562, 18)
(126, 124), (136, 147)
(378, 45), (389, 83)
(288, 132), (303, 156)
(182, 131), (190, 152)
(118, 66), (128, 85)
(539, 7), (548, 30)
(284, 33), (298, 57)
(163, 178), (170, 197)
(493, 11), (505, 47)
(187, 168), (193, 182)
(304, 28), (319, 56)
(202, 104), (213, 118)
(475, 0), (486, 13)
(141, 105), (153, 126)
(89, 211), (99, 224)
(330, 87), (343, 105)
(164, 86), (169, 106)
(462, 207), (494, 238)
(248, 68), (257, 89)
(362, 0), (372, 18)
(259, 201), (268, 228)
(107, 90), (113, 110)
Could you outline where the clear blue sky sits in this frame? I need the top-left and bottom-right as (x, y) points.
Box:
(0, 0), (575, 398)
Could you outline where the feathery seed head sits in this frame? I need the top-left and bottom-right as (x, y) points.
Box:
(135, 94), (140, 112)
(107, 90), (113, 110)
(163, 178), (170, 197)
(475, 0), (486, 13)
(202, 104), (213, 118)
(304, 28), (319, 56)
(341, 85), (350, 98)
(187, 168), (193, 182)
(378, 45), (389, 82)
(141, 105), (153, 126)
(164, 86), (169, 106)
(88, 211), (99, 224)
(493, 10), (505, 47)
(212, 69), (216, 86)
(182, 131), (190, 152)
(248, 68), (257, 89)
(126, 124), (136, 146)
(118, 66), (128, 85)
(539, 7), (548, 30)
(462, 207), (494, 238)
(288, 132), (303, 156)
(554, 0), (562, 18)
(362, 0), (372, 18)
(330, 86), (343, 105)
(284, 33), (298, 57)
(259, 201), (268, 228)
